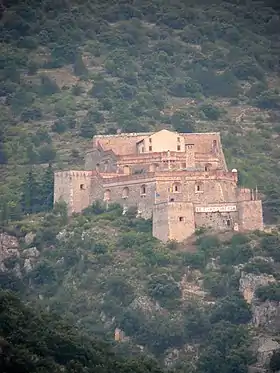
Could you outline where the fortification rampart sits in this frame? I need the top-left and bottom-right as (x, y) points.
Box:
(54, 129), (263, 242)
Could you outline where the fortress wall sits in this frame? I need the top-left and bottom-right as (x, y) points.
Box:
(101, 179), (156, 219)
(85, 149), (118, 173)
(54, 172), (72, 213)
(238, 200), (264, 232)
(152, 203), (170, 242)
(93, 134), (149, 155)
(181, 133), (220, 153)
(195, 210), (239, 230)
(155, 176), (238, 205)
(168, 202), (195, 241)
(152, 202), (195, 242)
(54, 171), (93, 214)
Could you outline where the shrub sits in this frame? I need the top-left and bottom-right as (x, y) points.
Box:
(38, 144), (57, 163)
(256, 283), (280, 302)
(199, 103), (222, 120)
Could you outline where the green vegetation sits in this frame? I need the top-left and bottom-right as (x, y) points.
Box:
(3, 201), (275, 371)
(1, 0), (280, 222)
(1, 0), (280, 371)
(0, 290), (163, 373)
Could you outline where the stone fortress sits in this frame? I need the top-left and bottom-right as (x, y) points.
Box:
(54, 129), (264, 242)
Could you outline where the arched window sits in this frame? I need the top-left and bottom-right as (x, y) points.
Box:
(123, 165), (130, 175)
(172, 182), (181, 193)
(205, 163), (212, 171)
(122, 187), (129, 199)
(104, 189), (111, 201)
(96, 163), (100, 171)
(195, 182), (203, 192)
(140, 184), (146, 195)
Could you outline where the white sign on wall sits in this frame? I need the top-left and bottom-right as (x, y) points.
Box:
(195, 205), (237, 213)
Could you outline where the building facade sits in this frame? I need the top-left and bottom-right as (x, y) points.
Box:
(54, 129), (264, 242)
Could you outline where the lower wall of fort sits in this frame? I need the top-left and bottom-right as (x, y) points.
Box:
(94, 178), (156, 219)
(194, 210), (239, 230)
(153, 202), (195, 242)
(238, 200), (264, 231)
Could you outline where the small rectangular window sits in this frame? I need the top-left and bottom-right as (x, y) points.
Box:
(179, 217), (184, 222)
(177, 145), (181, 151)
(149, 146), (152, 151)
(177, 137), (180, 142)
(80, 184), (85, 190)
(149, 138), (152, 143)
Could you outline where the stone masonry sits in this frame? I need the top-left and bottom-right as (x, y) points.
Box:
(54, 129), (264, 242)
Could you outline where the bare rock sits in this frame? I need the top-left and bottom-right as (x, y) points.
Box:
(22, 247), (40, 258)
(24, 232), (36, 246)
(239, 272), (276, 304)
(252, 336), (280, 368)
(0, 233), (20, 264)
(23, 258), (33, 272)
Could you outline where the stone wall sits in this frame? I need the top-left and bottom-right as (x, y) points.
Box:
(54, 171), (92, 214)
(94, 176), (156, 219)
(238, 200), (264, 231)
(153, 202), (195, 242)
(93, 133), (150, 155)
(154, 173), (238, 205)
(194, 210), (239, 230)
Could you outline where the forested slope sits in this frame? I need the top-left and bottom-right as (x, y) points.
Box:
(2, 202), (280, 372)
(0, 289), (163, 373)
(1, 0), (280, 221)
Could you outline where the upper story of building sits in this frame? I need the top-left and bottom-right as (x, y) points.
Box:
(85, 129), (228, 174)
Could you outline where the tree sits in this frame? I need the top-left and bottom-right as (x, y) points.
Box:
(20, 168), (40, 214)
(0, 129), (8, 165)
(73, 54), (88, 77)
(39, 163), (54, 212)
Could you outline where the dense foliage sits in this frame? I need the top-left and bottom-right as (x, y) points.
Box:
(1, 0), (280, 222)
(1, 1), (280, 372)
(0, 290), (163, 373)
(3, 201), (275, 371)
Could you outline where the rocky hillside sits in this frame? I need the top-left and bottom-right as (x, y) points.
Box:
(1, 0), (280, 221)
(2, 202), (280, 372)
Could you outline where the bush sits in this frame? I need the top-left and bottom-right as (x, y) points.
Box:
(38, 144), (57, 163)
(147, 273), (181, 308)
(199, 103), (222, 120)
(39, 74), (60, 96)
(256, 283), (280, 302)
(20, 107), (42, 122)
(243, 259), (274, 275)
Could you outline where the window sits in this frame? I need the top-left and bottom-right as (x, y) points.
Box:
(140, 184), (146, 195)
(177, 145), (181, 151)
(123, 165), (130, 175)
(122, 187), (129, 199)
(170, 198), (174, 202)
(179, 217), (184, 222)
(205, 163), (212, 171)
(226, 219), (231, 227)
(149, 138), (152, 143)
(172, 182), (181, 193)
(149, 146), (152, 151)
(80, 184), (85, 190)
(141, 147), (144, 152)
(177, 137), (180, 142)
(104, 189), (111, 201)
(181, 162), (186, 169)
(195, 182), (203, 192)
